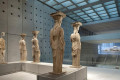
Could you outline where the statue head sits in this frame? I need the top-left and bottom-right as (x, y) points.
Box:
(50, 11), (66, 23)
(32, 31), (39, 37)
(72, 22), (82, 33)
(20, 33), (26, 39)
(1, 32), (5, 37)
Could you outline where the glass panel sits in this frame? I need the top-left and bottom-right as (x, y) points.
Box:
(100, 13), (108, 17)
(83, 7), (91, 11)
(95, 7), (104, 11)
(60, 8), (67, 11)
(80, 15), (88, 18)
(67, 5), (76, 9)
(74, 10), (81, 13)
(61, 1), (73, 7)
(53, 5), (63, 9)
(77, 2), (87, 7)
(85, 10), (94, 14)
(66, 12), (73, 15)
(84, 17), (91, 20)
(78, 19), (83, 21)
(101, 16), (109, 19)
(97, 11), (106, 14)
(107, 8), (117, 12)
(105, 4), (116, 9)
(72, 0), (84, 3)
(91, 15), (99, 18)
(86, 20), (93, 22)
(110, 14), (119, 17)
(73, 17), (80, 19)
(88, 0), (99, 3)
(93, 4), (102, 8)
(109, 11), (118, 15)
(104, 1), (115, 5)
(69, 14), (77, 17)
(77, 12), (85, 15)
(46, 0), (57, 6)
(88, 13), (96, 16)
(93, 18), (100, 20)
(56, 0), (66, 3)
(98, 43), (120, 54)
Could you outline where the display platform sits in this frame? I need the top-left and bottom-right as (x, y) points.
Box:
(37, 66), (87, 80)
(0, 61), (87, 80)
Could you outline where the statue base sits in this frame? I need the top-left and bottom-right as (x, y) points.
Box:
(49, 71), (66, 75)
(0, 61), (87, 80)
(70, 65), (81, 68)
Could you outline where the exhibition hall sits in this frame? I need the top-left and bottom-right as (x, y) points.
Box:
(0, 0), (120, 80)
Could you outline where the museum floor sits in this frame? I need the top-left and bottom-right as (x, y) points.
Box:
(0, 67), (120, 80)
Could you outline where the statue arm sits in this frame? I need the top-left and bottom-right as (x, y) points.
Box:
(60, 28), (65, 49)
(3, 40), (5, 50)
(50, 30), (53, 46)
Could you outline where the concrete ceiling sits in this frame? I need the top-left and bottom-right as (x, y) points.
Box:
(81, 32), (120, 44)
(82, 18), (120, 34)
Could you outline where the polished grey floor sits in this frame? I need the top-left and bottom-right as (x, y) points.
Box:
(0, 67), (120, 80)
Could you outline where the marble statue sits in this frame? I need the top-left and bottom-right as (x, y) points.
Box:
(0, 32), (6, 64)
(32, 31), (40, 62)
(19, 33), (27, 61)
(70, 22), (82, 68)
(50, 11), (66, 74)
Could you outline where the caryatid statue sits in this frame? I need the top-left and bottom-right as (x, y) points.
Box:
(50, 11), (66, 74)
(32, 31), (40, 62)
(0, 32), (6, 64)
(19, 33), (27, 61)
(70, 22), (82, 68)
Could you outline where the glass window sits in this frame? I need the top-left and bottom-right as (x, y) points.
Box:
(74, 10), (81, 13)
(69, 14), (77, 17)
(61, 1), (73, 7)
(101, 16), (109, 19)
(56, 0), (66, 3)
(95, 7), (104, 11)
(104, 1), (115, 5)
(84, 17), (91, 20)
(67, 5), (76, 9)
(86, 19), (93, 22)
(53, 5), (63, 9)
(60, 8), (67, 11)
(109, 11), (118, 15)
(97, 11), (106, 14)
(40, 0), (48, 2)
(88, 13), (97, 16)
(105, 4), (116, 9)
(85, 10), (94, 14)
(93, 18), (100, 20)
(46, 0), (57, 6)
(98, 43), (120, 54)
(91, 15), (99, 18)
(83, 7), (91, 11)
(88, 0), (99, 3)
(80, 15), (88, 18)
(93, 4), (102, 8)
(77, 2), (87, 7)
(72, 0), (84, 3)
(110, 14), (119, 17)
(77, 12), (85, 15)
(107, 8), (117, 12)
(100, 13), (108, 17)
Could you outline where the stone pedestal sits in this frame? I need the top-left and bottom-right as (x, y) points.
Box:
(37, 66), (87, 80)
(0, 61), (87, 80)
